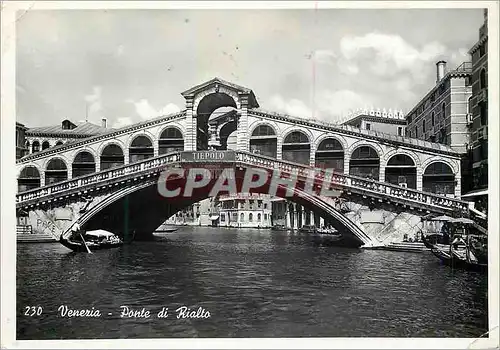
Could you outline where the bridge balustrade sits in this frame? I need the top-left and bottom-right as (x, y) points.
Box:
(235, 152), (468, 214)
(16, 152), (182, 204)
(17, 150), (468, 215)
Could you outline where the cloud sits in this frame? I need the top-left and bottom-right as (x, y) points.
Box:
(84, 86), (103, 114)
(312, 50), (337, 64)
(339, 32), (448, 83)
(269, 95), (312, 118)
(317, 89), (373, 120)
(128, 99), (181, 120)
(113, 117), (134, 128)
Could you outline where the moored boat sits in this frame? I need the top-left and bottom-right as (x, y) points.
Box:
(60, 229), (123, 252)
(422, 216), (487, 272)
(299, 225), (316, 234)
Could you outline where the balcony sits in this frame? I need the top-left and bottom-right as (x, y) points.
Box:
(477, 88), (488, 103)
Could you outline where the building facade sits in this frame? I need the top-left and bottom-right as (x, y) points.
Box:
(341, 108), (407, 136)
(466, 9), (488, 209)
(405, 61), (472, 154)
(405, 60), (473, 194)
(16, 122), (28, 160)
(218, 193), (272, 228)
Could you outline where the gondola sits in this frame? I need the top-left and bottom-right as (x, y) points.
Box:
(421, 217), (487, 272)
(60, 229), (123, 252)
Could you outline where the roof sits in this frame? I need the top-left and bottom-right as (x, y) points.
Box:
(26, 121), (112, 137)
(181, 77), (259, 108)
(251, 108), (460, 155)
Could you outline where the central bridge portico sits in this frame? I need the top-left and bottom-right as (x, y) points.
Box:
(16, 77), (474, 247)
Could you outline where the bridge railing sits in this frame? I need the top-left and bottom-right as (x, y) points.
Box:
(17, 150), (469, 215)
(234, 152), (469, 214)
(16, 152), (182, 204)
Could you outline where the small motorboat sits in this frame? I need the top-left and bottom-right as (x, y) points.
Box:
(60, 229), (123, 252)
(154, 227), (178, 233)
(299, 225), (317, 234)
(271, 224), (290, 232)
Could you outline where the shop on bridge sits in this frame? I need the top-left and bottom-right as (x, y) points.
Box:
(18, 166), (41, 192)
(315, 138), (344, 173)
(100, 144), (124, 170)
(349, 146), (380, 180)
(72, 151), (96, 178)
(423, 162), (455, 196)
(45, 158), (68, 185)
(385, 154), (417, 189)
(158, 127), (184, 154)
(129, 136), (154, 163)
(250, 125), (277, 158)
(282, 131), (310, 165)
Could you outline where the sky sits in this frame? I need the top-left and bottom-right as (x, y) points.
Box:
(16, 7), (485, 129)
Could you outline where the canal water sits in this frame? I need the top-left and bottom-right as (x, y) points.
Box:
(17, 227), (488, 339)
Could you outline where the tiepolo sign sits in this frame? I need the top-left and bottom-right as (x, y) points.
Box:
(180, 151), (236, 163)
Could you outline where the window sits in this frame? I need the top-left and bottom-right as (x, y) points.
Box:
(480, 102), (487, 126)
(407, 114), (413, 123)
(441, 103), (446, 119)
(366, 123), (371, 130)
(422, 120), (426, 133)
(240, 202), (244, 209)
(480, 69), (487, 89)
(431, 112), (435, 126)
(232, 212), (238, 220)
(257, 200), (262, 208)
(221, 214), (225, 222)
(264, 203), (268, 209)
(249, 213), (253, 222)
(264, 213), (268, 220)
(479, 44), (485, 57)
(397, 127), (403, 136)
(240, 213), (245, 222)
(415, 128), (418, 138)
(257, 213), (261, 222)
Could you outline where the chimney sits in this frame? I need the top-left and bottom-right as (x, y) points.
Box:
(436, 60), (447, 83)
(101, 118), (107, 128)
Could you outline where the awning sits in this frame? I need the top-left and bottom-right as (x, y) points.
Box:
(210, 215), (220, 220)
(461, 189), (488, 199)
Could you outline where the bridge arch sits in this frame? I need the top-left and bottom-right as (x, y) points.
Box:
(384, 154), (417, 189)
(71, 175), (373, 247)
(348, 144), (381, 180)
(158, 126), (184, 154)
(31, 140), (40, 153)
(193, 89), (239, 150)
(72, 150), (97, 178)
(56, 140), (64, 146)
(422, 160), (456, 196)
(45, 157), (68, 185)
(17, 165), (41, 192)
(314, 136), (345, 172)
(99, 142), (125, 171)
(128, 134), (154, 163)
(41, 140), (50, 151)
(249, 123), (278, 158)
(281, 129), (312, 165)
(381, 149), (421, 169)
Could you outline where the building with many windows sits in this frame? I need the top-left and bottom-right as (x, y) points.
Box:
(218, 193), (272, 228)
(464, 9), (488, 212)
(405, 61), (472, 154)
(341, 107), (407, 137)
(404, 60), (473, 194)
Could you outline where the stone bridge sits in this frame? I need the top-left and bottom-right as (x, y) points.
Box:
(16, 150), (469, 248)
(16, 77), (474, 247)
